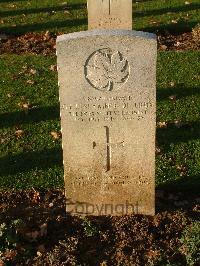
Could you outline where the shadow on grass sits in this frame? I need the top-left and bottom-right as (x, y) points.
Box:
(157, 175), (200, 193)
(1, 19), (196, 36)
(0, 105), (60, 128)
(156, 120), (200, 193)
(157, 120), (200, 145)
(135, 3), (200, 18)
(141, 20), (198, 34)
(0, 147), (62, 177)
(0, 11), (198, 35)
(157, 86), (200, 101)
(0, 3), (86, 18)
(0, 18), (87, 35)
(0, 0), (27, 2)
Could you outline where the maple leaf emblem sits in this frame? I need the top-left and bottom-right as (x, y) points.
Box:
(85, 49), (130, 91)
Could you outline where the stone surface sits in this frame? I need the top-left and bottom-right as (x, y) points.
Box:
(87, 0), (132, 30)
(57, 29), (157, 216)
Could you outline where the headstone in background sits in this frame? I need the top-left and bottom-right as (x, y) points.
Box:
(57, 30), (157, 216)
(87, 0), (132, 30)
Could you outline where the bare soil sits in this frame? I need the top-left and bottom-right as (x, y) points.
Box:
(0, 189), (199, 265)
(0, 31), (199, 55)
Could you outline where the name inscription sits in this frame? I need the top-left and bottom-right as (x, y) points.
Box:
(61, 95), (153, 122)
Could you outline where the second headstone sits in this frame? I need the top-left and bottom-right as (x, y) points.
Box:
(87, 0), (132, 30)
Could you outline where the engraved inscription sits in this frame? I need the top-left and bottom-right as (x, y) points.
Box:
(61, 96), (153, 123)
(85, 48), (130, 91)
(93, 126), (125, 172)
(90, 17), (123, 28)
(69, 173), (149, 188)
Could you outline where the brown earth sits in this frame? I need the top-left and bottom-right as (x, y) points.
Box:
(0, 189), (199, 265)
(0, 31), (199, 55)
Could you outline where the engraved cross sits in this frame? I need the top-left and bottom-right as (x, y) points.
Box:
(101, 0), (111, 15)
(93, 126), (124, 172)
(108, 0), (111, 15)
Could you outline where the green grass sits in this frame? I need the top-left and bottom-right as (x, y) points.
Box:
(0, 0), (199, 35)
(0, 52), (199, 190)
(0, 0), (199, 191)
(0, 55), (62, 188)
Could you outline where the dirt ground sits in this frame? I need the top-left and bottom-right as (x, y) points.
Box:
(0, 189), (199, 265)
(0, 30), (199, 56)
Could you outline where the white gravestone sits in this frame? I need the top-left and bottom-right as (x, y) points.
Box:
(57, 30), (157, 216)
(87, 0), (132, 30)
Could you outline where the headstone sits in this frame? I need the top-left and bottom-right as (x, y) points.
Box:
(57, 30), (157, 216)
(87, 0), (132, 30)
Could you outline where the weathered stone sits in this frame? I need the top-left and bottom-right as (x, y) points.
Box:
(87, 0), (132, 30)
(57, 30), (157, 216)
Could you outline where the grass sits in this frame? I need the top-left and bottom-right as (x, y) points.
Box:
(0, 0), (199, 192)
(0, 52), (199, 190)
(0, 0), (199, 35)
(0, 55), (63, 188)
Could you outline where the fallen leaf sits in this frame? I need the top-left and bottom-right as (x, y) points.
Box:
(30, 68), (37, 75)
(51, 131), (61, 139)
(37, 251), (43, 257)
(4, 250), (17, 260)
(170, 81), (175, 87)
(18, 102), (31, 114)
(155, 146), (161, 154)
(49, 202), (54, 208)
(22, 103), (29, 109)
(44, 31), (51, 40)
(22, 65), (28, 70)
(146, 249), (161, 259)
(50, 64), (57, 72)
(9, 4), (17, 8)
(56, 215), (62, 221)
(174, 41), (181, 47)
(157, 121), (167, 128)
(26, 79), (35, 85)
(7, 93), (13, 98)
(15, 129), (24, 138)
(169, 95), (176, 101)
(176, 164), (187, 176)
(193, 205), (200, 212)
(32, 190), (40, 203)
(160, 44), (167, 50)
(0, 138), (6, 144)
